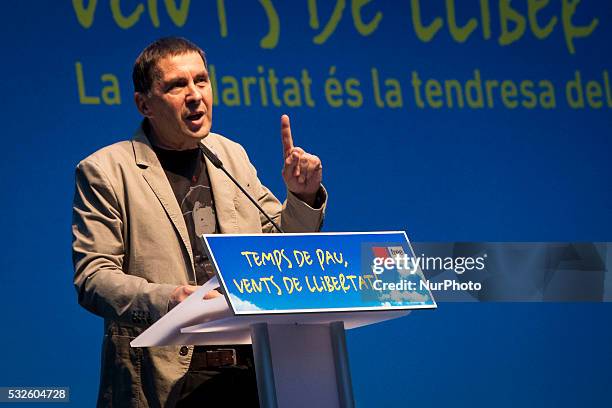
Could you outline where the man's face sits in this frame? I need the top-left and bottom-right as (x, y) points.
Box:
(137, 52), (213, 149)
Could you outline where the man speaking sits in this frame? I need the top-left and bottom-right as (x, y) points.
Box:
(72, 37), (326, 407)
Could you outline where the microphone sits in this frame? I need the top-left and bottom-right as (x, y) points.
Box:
(200, 144), (285, 233)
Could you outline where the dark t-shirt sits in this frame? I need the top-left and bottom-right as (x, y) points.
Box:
(150, 142), (218, 285)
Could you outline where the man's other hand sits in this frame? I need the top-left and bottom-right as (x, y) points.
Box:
(203, 289), (222, 300)
(169, 285), (222, 309)
(281, 114), (323, 206)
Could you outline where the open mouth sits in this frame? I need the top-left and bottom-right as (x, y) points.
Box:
(185, 112), (204, 121)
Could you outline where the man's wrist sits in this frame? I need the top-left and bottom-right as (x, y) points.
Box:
(292, 186), (324, 208)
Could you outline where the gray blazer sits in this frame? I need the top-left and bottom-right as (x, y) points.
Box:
(72, 127), (326, 407)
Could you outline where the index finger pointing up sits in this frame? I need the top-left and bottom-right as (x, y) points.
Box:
(281, 114), (294, 158)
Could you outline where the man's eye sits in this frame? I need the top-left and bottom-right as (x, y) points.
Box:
(167, 85), (183, 93)
(196, 79), (208, 87)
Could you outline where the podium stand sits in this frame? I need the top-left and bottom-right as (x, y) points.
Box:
(132, 232), (435, 407)
(132, 276), (409, 407)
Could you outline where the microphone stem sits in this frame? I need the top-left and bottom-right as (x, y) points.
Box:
(218, 166), (285, 234)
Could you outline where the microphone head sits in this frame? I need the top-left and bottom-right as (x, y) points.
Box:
(200, 144), (224, 168)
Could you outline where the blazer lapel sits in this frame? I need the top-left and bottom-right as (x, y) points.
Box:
(201, 135), (239, 233)
(131, 127), (195, 274)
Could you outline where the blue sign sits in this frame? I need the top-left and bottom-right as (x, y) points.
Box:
(202, 231), (437, 314)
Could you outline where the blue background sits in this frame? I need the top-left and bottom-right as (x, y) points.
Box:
(1, 1), (610, 406)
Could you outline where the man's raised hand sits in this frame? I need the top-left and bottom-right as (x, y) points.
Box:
(281, 114), (322, 206)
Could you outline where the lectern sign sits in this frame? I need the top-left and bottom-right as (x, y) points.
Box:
(202, 231), (437, 314)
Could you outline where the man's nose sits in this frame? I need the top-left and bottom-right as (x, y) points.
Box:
(185, 81), (203, 104)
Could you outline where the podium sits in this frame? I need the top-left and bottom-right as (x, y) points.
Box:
(132, 232), (436, 407)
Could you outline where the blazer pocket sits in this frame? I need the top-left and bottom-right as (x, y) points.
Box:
(99, 334), (142, 407)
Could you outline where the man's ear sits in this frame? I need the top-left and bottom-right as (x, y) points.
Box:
(134, 92), (151, 117)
